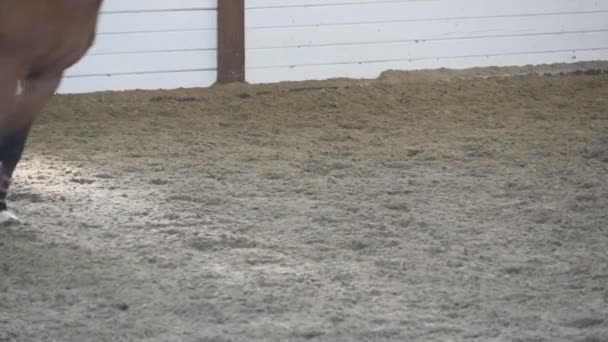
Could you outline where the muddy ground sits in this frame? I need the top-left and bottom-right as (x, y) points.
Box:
(1, 70), (607, 341)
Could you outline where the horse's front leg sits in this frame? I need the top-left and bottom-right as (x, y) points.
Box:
(0, 57), (20, 225)
(0, 73), (62, 225)
(0, 126), (32, 223)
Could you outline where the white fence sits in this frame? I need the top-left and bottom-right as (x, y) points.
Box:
(58, 0), (218, 94)
(245, 0), (608, 84)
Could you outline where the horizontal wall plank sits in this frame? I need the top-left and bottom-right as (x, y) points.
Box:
(66, 50), (216, 77)
(247, 31), (608, 68)
(58, 70), (217, 94)
(247, 12), (608, 49)
(90, 30), (216, 55)
(247, 49), (608, 83)
(246, 0), (608, 28)
(246, 0), (426, 9)
(101, 0), (217, 12)
(97, 10), (216, 34)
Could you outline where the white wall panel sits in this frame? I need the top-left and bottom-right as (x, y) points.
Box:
(247, 12), (608, 49)
(96, 11), (216, 33)
(101, 0), (216, 12)
(66, 50), (216, 77)
(248, 49), (608, 84)
(88, 30), (216, 55)
(60, 70), (217, 94)
(248, 32), (608, 68)
(246, 0), (608, 28)
(246, 0), (608, 84)
(59, 0), (217, 93)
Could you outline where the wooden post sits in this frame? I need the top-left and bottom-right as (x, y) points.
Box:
(217, 0), (245, 83)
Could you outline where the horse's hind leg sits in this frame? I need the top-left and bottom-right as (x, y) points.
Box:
(0, 72), (62, 225)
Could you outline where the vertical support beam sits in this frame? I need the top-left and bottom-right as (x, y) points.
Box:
(217, 0), (245, 83)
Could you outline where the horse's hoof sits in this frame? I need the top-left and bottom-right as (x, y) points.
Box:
(0, 210), (19, 226)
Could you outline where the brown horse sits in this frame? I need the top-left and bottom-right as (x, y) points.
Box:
(0, 0), (104, 224)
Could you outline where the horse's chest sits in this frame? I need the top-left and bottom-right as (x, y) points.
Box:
(28, 18), (96, 76)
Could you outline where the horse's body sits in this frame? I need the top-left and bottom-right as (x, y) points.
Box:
(0, 0), (104, 224)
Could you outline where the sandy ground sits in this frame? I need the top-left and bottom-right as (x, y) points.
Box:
(1, 71), (607, 342)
